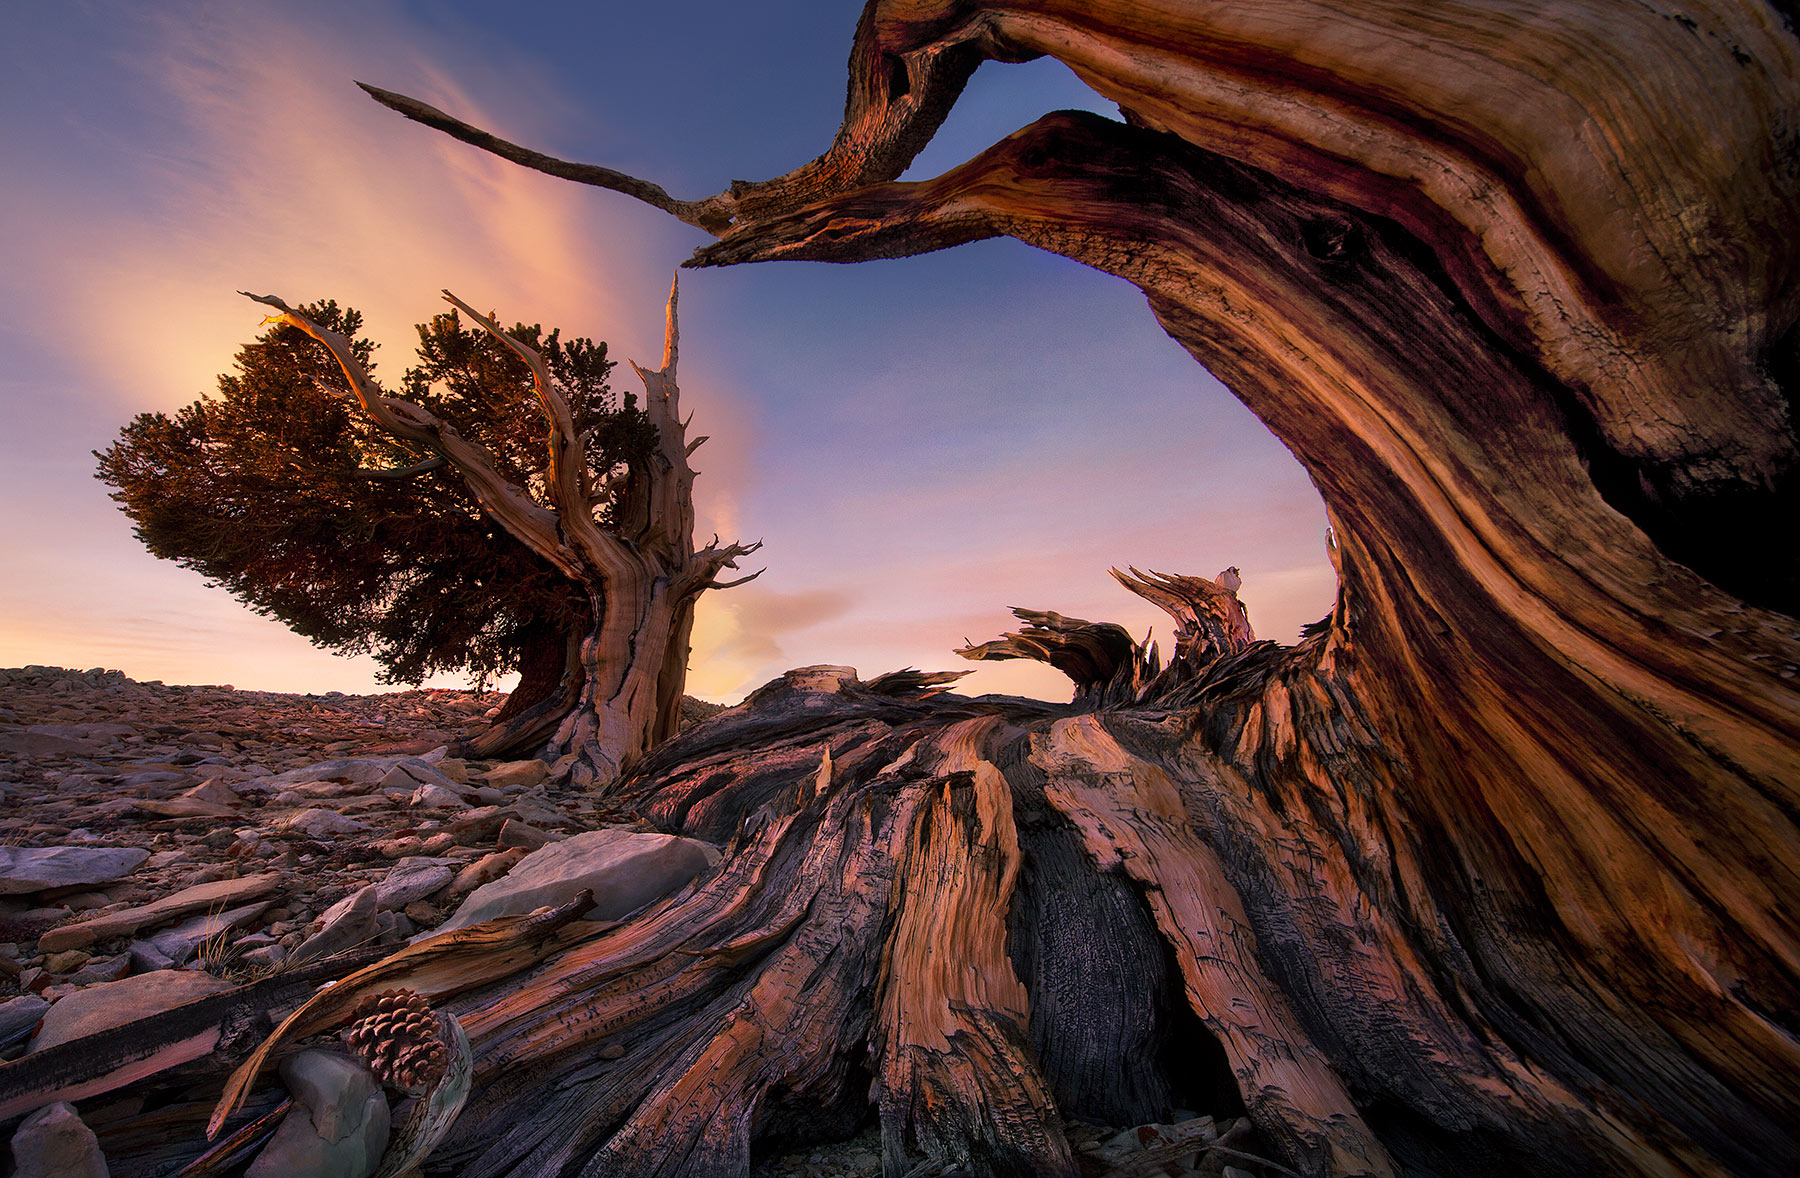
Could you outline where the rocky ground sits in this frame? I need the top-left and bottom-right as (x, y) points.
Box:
(0, 665), (640, 996)
(0, 666), (1278, 1178)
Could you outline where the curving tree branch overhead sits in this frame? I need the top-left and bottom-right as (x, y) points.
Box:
(363, 1), (1800, 601)
(50, 5), (1787, 1178)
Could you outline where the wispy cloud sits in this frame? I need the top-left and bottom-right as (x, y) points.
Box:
(11, 7), (685, 415)
(688, 586), (858, 701)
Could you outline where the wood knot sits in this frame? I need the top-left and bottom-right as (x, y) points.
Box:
(1300, 216), (1365, 265)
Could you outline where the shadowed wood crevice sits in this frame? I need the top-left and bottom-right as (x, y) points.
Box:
(462, 620), (586, 758)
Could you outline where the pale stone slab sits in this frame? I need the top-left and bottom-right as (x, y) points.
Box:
(10, 1102), (109, 1178)
(0, 995), (50, 1047)
(247, 1050), (389, 1178)
(291, 885), (378, 965)
(146, 901), (273, 965)
(0, 846), (149, 896)
(409, 783), (471, 810)
(438, 828), (717, 934)
(482, 759), (549, 789)
(38, 873), (282, 954)
(279, 808), (375, 838)
(373, 862), (457, 911)
(0, 732), (99, 758)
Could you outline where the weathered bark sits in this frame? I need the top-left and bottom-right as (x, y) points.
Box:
(52, 4), (1786, 1177)
(345, 3), (1800, 1171)
(246, 281), (759, 787)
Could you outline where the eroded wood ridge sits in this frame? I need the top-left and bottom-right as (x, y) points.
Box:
(1035, 715), (1392, 1178)
(412, 734), (904, 1176)
(873, 718), (1074, 1177)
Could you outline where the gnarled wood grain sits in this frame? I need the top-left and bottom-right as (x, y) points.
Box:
(102, 3), (1800, 1176)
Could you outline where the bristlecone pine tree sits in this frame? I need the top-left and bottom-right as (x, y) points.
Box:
(95, 302), (660, 759)
(236, 283), (761, 788)
(50, 3), (1799, 1178)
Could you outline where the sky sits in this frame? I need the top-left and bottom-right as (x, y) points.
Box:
(0, 1), (1336, 705)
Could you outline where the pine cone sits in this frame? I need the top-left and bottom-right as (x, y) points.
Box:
(342, 988), (449, 1091)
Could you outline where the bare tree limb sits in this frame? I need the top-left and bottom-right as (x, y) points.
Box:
(350, 455), (447, 481)
(240, 292), (572, 574)
(626, 274), (707, 565)
(679, 538), (764, 599)
(354, 83), (733, 233)
(706, 569), (765, 591)
(357, 10), (990, 246)
(439, 290), (638, 585)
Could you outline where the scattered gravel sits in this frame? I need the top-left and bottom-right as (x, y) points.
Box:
(0, 665), (636, 1031)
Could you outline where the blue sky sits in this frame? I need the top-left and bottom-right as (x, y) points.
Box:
(0, 1), (1334, 703)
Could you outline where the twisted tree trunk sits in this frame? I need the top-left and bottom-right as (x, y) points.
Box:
(246, 282), (760, 788)
(61, 4), (1791, 1177)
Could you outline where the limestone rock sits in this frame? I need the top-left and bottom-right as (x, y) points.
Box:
(0, 995), (50, 1048)
(438, 828), (717, 934)
(373, 861), (457, 911)
(0, 732), (100, 758)
(280, 808), (375, 838)
(0, 846), (149, 895)
(373, 909), (413, 944)
(481, 759), (548, 789)
(145, 899), (272, 965)
(496, 818), (559, 850)
(43, 949), (91, 974)
(409, 782), (470, 810)
(442, 849), (527, 900)
(185, 778), (244, 804)
(447, 806), (517, 845)
(133, 780), (244, 818)
(292, 884), (379, 965)
(248, 1049), (390, 1178)
(265, 754), (458, 793)
(131, 795), (237, 819)
(38, 872), (282, 953)
(380, 761), (464, 796)
(128, 940), (176, 973)
(65, 952), (132, 985)
(263, 758), (395, 788)
(30, 721), (136, 741)
(241, 943), (287, 970)
(29, 969), (235, 1052)
(10, 1101), (109, 1178)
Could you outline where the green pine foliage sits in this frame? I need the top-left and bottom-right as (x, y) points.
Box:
(95, 301), (656, 689)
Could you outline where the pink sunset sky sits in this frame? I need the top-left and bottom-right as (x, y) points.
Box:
(0, 3), (1336, 705)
